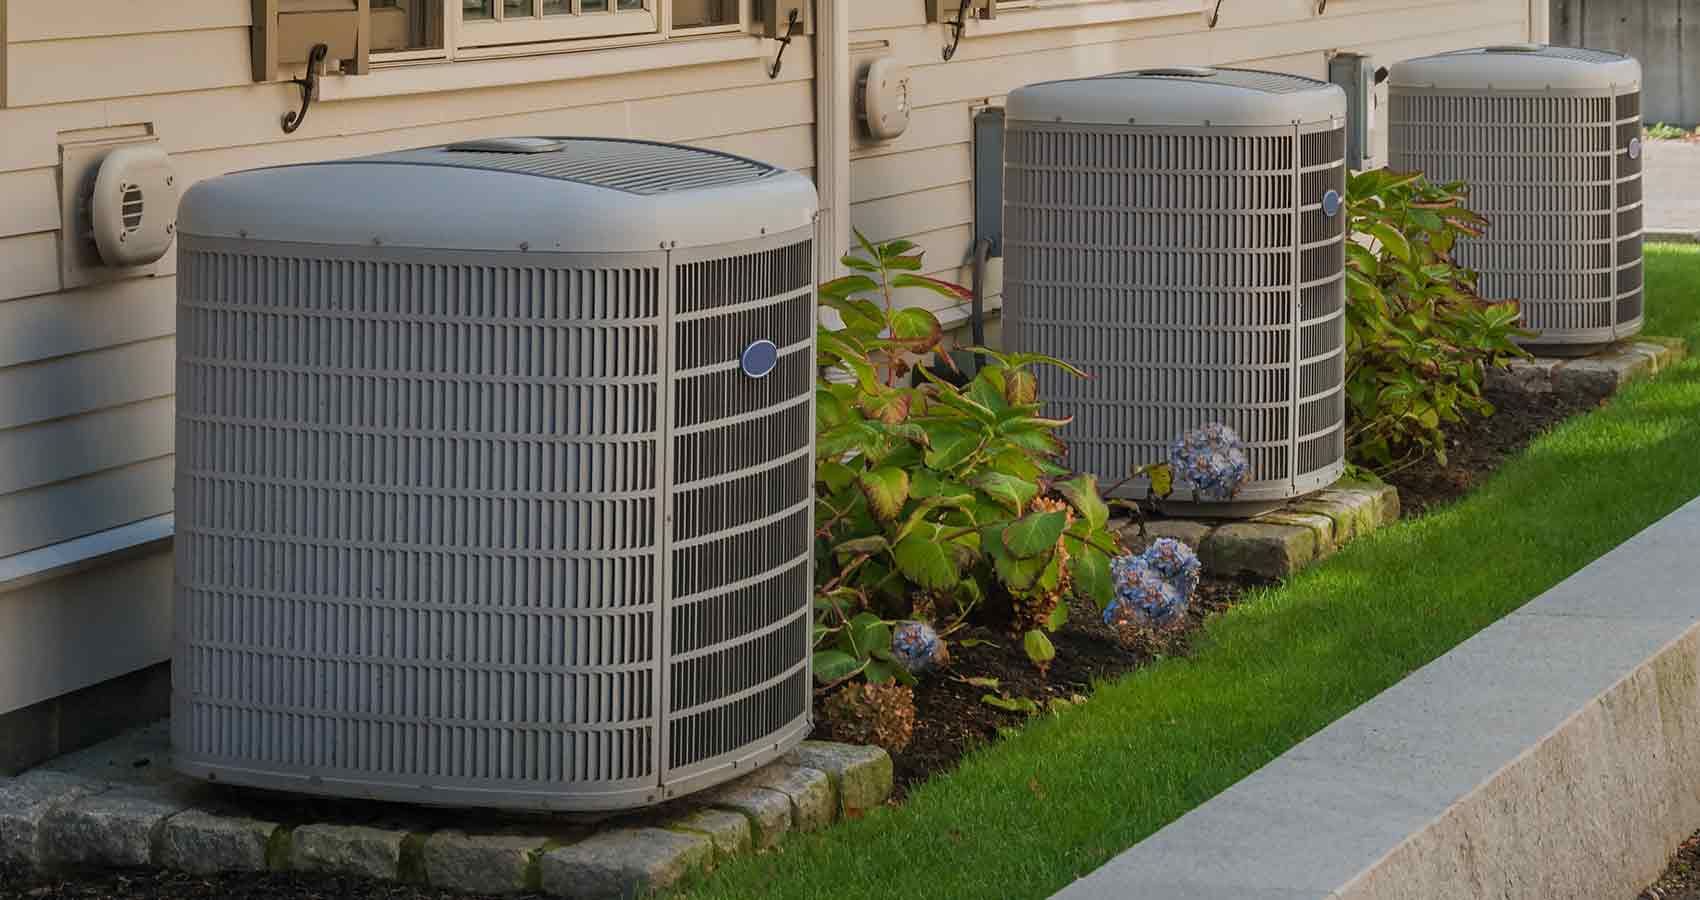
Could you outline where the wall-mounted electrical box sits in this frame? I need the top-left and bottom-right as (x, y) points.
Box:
(757, 0), (812, 37)
(928, 0), (997, 23)
(250, 0), (370, 82)
(1329, 51), (1382, 170)
(859, 58), (913, 141)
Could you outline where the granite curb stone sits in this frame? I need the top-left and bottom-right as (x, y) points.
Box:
(157, 808), (280, 874)
(422, 831), (549, 894)
(696, 781), (793, 848)
(1113, 480), (1401, 580)
(737, 764), (834, 833)
(794, 742), (893, 817)
(0, 770), (109, 866)
(539, 828), (713, 899)
(1488, 336), (1687, 397)
(289, 823), (407, 880)
(38, 788), (189, 868)
(665, 809), (751, 858)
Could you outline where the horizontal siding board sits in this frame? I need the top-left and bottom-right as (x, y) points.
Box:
(6, 28), (253, 107)
(0, 168), (59, 238)
(0, 337), (175, 430)
(631, 79), (817, 142)
(0, 398), (174, 495)
(0, 277), (176, 370)
(694, 123), (816, 170)
(8, 1), (251, 42)
(852, 182), (974, 245)
(0, 457), (174, 558)
(0, 232), (61, 302)
(851, 143), (971, 203)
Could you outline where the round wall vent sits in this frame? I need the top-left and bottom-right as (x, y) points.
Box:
(861, 57), (913, 141)
(90, 145), (178, 267)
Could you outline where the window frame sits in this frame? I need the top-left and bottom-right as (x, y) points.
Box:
(370, 0), (747, 64)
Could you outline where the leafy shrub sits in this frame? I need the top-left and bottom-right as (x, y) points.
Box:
(811, 232), (1124, 683)
(1343, 169), (1529, 472)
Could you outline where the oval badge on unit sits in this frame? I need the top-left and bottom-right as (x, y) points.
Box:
(741, 339), (779, 378)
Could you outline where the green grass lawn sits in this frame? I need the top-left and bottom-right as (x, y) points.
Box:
(680, 244), (1700, 900)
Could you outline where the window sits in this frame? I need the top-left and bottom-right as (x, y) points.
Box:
(372, 0), (743, 60)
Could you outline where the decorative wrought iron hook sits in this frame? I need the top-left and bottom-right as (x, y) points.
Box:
(768, 9), (801, 79)
(943, 0), (973, 61)
(1207, 0), (1225, 28)
(282, 43), (329, 134)
(1316, 0), (1327, 13)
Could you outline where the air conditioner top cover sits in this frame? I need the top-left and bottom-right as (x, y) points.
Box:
(1006, 67), (1345, 128)
(177, 137), (818, 253)
(1390, 45), (1640, 92)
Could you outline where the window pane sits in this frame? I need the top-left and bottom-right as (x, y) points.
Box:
(582, 0), (609, 10)
(542, 0), (568, 13)
(371, 0), (445, 51)
(617, 0), (644, 9)
(463, 0), (494, 20)
(671, 0), (731, 27)
(504, 0), (536, 16)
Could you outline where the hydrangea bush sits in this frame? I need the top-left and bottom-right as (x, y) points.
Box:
(1169, 423), (1251, 502)
(1105, 538), (1202, 632)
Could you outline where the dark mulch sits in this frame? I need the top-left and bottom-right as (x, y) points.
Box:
(0, 864), (542, 900)
(811, 577), (1261, 798)
(1382, 384), (1606, 517)
(1643, 830), (1700, 899)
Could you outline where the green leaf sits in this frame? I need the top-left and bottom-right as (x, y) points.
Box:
(1003, 510), (1069, 559)
(824, 297), (885, 335)
(972, 471), (1039, 516)
(1053, 475), (1109, 531)
(847, 612), (891, 659)
(1365, 223), (1413, 263)
(813, 650), (864, 683)
(1004, 369), (1038, 406)
(892, 272), (974, 302)
(893, 534), (959, 589)
(865, 659), (897, 684)
(841, 255), (879, 273)
(994, 548), (1050, 591)
(958, 676), (1001, 689)
(1022, 629), (1056, 667)
(819, 274), (878, 301)
(889, 307), (943, 350)
(1143, 463), (1175, 499)
(924, 425), (981, 472)
(833, 535), (889, 558)
(879, 239), (918, 259)
(884, 254), (925, 271)
(1046, 601), (1070, 631)
(818, 460), (857, 493)
(1067, 545), (1115, 609)
(981, 694), (1041, 714)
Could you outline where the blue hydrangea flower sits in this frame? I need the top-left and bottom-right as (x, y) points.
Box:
(1142, 537), (1202, 598)
(1105, 555), (1188, 630)
(1168, 423), (1251, 502)
(891, 621), (947, 674)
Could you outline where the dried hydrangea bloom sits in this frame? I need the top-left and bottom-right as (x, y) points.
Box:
(1142, 537), (1202, 597)
(1105, 554), (1188, 630)
(891, 620), (949, 675)
(1168, 422), (1251, 502)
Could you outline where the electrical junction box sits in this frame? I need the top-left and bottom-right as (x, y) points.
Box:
(1329, 51), (1382, 170)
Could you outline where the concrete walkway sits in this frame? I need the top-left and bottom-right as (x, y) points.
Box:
(1645, 139), (1700, 234)
(1054, 496), (1700, 900)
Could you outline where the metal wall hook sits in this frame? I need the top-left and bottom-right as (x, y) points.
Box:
(282, 43), (329, 134)
(768, 9), (801, 79)
(942, 0), (972, 61)
(1207, 0), (1225, 27)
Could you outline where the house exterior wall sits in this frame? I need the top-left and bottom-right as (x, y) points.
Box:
(0, 0), (1540, 720)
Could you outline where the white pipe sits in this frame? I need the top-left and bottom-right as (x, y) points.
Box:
(813, 0), (851, 280)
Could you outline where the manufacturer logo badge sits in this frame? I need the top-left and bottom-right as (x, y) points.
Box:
(1322, 190), (1343, 218)
(741, 339), (779, 379)
(1629, 137), (1643, 160)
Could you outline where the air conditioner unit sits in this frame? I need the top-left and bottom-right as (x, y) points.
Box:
(1389, 45), (1644, 352)
(172, 137), (818, 811)
(1003, 68), (1349, 515)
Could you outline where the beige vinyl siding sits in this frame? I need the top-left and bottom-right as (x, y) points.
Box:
(0, 17), (816, 570)
(847, 0), (1536, 316)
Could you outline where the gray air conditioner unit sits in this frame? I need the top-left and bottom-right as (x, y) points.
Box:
(172, 137), (818, 811)
(1389, 45), (1644, 352)
(1003, 68), (1349, 516)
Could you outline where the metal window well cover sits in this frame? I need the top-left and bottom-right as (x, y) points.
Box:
(1388, 47), (1645, 349)
(171, 137), (819, 811)
(1002, 69), (1349, 513)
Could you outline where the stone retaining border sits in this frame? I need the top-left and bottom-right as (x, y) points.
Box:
(1057, 495), (1700, 900)
(1119, 480), (1401, 580)
(0, 733), (892, 898)
(1488, 336), (1687, 399)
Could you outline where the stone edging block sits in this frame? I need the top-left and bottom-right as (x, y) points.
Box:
(1488, 335), (1688, 398)
(1117, 479), (1400, 579)
(0, 741), (888, 896)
